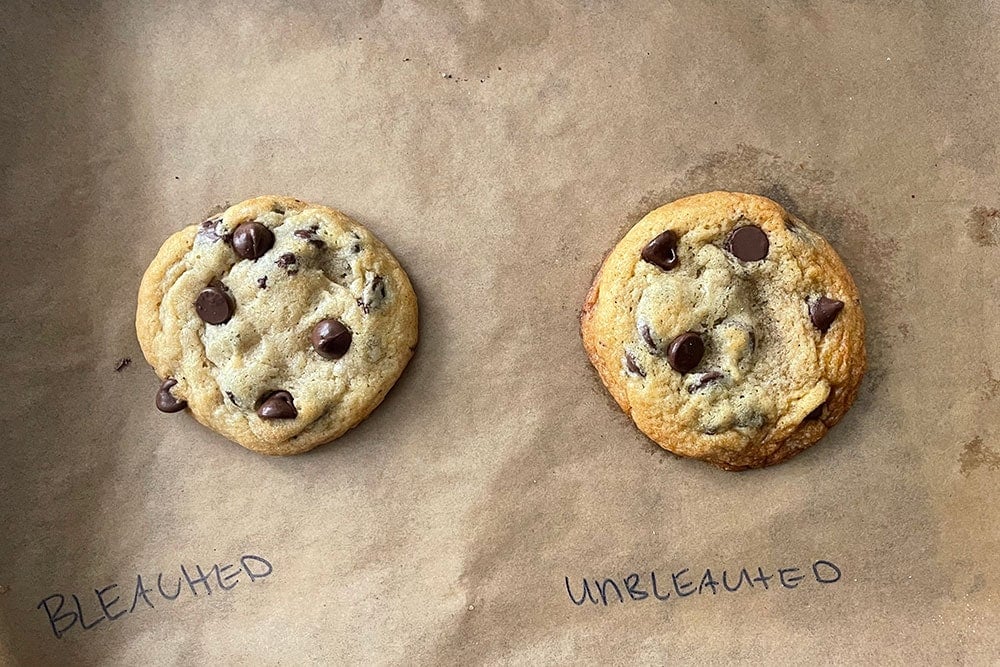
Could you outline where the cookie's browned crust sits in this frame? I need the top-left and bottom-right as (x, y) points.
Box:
(581, 191), (865, 470)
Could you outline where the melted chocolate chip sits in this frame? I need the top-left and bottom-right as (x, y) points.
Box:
(667, 332), (704, 373)
(276, 253), (298, 274)
(809, 296), (844, 333)
(195, 284), (233, 324)
(687, 370), (724, 393)
(624, 351), (645, 377)
(156, 378), (187, 413)
(359, 275), (386, 314)
(294, 228), (325, 247)
(197, 218), (227, 243)
(311, 319), (352, 359)
(232, 222), (275, 260)
(725, 225), (769, 261)
(257, 391), (297, 419)
(640, 230), (679, 271)
(638, 322), (658, 352)
(257, 276), (268, 289)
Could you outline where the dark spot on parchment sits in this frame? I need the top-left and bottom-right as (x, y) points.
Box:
(203, 201), (232, 221)
(959, 436), (1000, 476)
(980, 365), (1000, 401)
(0, 584), (8, 594)
(967, 573), (986, 595)
(114, 357), (131, 372)
(967, 206), (999, 246)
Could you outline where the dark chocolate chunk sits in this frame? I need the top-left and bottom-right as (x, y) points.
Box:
(638, 322), (658, 352)
(195, 284), (233, 324)
(725, 225), (769, 261)
(156, 378), (187, 413)
(809, 296), (844, 333)
(667, 332), (704, 373)
(806, 403), (825, 421)
(640, 230), (679, 271)
(232, 222), (275, 260)
(257, 391), (297, 419)
(624, 351), (645, 377)
(687, 370), (723, 393)
(294, 228), (325, 247)
(311, 319), (352, 359)
(257, 276), (268, 289)
(276, 252), (298, 274)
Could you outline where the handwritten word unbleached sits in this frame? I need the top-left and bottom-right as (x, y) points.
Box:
(566, 559), (841, 607)
(37, 553), (273, 639)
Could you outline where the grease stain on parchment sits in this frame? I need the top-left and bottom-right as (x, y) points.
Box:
(967, 206), (999, 247)
(959, 436), (1000, 476)
(980, 364), (1000, 402)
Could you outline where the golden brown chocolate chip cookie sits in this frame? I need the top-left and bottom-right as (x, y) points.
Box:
(581, 191), (865, 470)
(137, 196), (418, 455)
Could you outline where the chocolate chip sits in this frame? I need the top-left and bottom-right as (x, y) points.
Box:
(311, 319), (352, 359)
(624, 351), (645, 377)
(197, 218), (225, 243)
(667, 332), (704, 373)
(725, 225), (769, 261)
(809, 296), (844, 333)
(806, 403), (825, 421)
(195, 284), (233, 324)
(638, 322), (658, 352)
(156, 378), (187, 413)
(276, 252), (298, 274)
(359, 275), (386, 314)
(232, 222), (275, 260)
(257, 391), (297, 419)
(687, 370), (723, 393)
(294, 228), (325, 247)
(257, 276), (267, 289)
(640, 230), (679, 271)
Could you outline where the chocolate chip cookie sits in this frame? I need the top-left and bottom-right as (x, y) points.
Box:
(137, 196), (418, 455)
(581, 192), (865, 470)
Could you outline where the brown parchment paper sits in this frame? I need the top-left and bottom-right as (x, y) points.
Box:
(2, 1), (999, 664)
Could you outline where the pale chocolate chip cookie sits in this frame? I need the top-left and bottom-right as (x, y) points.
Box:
(581, 191), (865, 470)
(137, 196), (418, 455)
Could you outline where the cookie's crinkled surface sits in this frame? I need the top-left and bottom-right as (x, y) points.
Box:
(137, 196), (418, 455)
(581, 191), (866, 470)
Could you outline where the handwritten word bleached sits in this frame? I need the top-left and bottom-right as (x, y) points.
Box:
(37, 553), (273, 639)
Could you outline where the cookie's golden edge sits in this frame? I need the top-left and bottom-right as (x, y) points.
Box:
(136, 195), (419, 456)
(580, 191), (866, 471)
